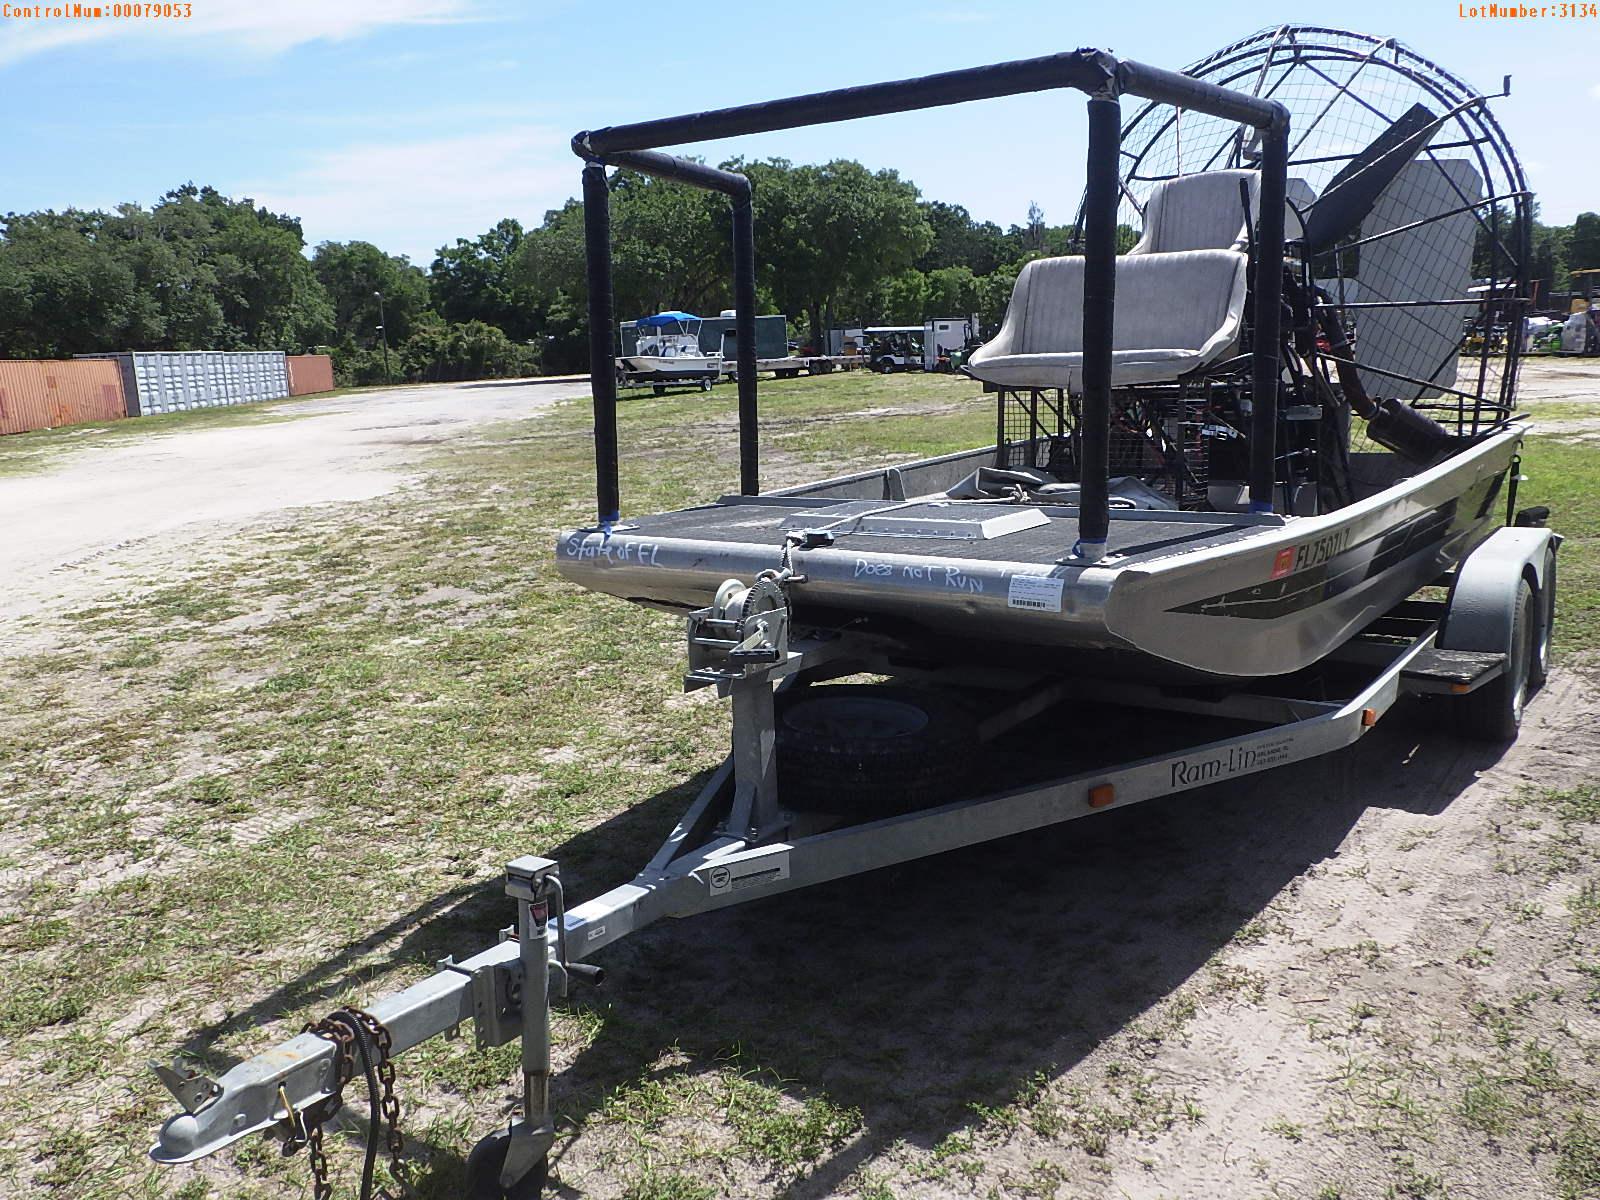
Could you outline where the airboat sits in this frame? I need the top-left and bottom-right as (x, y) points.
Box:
(153, 27), (1560, 1200)
(617, 309), (721, 392)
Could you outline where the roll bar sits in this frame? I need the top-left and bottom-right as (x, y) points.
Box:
(573, 48), (1290, 537)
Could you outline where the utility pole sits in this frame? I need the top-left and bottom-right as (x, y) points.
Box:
(374, 290), (392, 385)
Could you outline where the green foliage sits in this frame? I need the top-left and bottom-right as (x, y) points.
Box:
(398, 319), (540, 382)
(0, 185), (331, 355)
(918, 200), (1010, 274)
(746, 158), (932, 343)
(1568, 212), (1600, 274)
(313, 239), (430, 348)
(431, 218), (538, 340)
(879, 270), (931, 323)
(328, 343), (397, 388)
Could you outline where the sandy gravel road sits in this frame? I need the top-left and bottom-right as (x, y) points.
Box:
(0, 378), (587, 631)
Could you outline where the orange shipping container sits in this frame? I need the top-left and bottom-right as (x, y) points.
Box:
(287, 354), (335, 396)
(0, 360), (127, 437)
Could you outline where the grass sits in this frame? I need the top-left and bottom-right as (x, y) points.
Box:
(0, 369), (979, 1198)
(1516, 437), (1600, 656)
(0, 367), (1596, 1198)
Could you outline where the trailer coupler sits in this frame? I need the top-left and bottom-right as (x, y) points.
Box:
(150, 855), (599, 1197)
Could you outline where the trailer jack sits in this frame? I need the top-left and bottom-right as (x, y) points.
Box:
(152, 855), (602, 1199)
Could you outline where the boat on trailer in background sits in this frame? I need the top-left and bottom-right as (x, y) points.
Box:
(617, 309), (722, 393)
(152, 27), (1560, 1200)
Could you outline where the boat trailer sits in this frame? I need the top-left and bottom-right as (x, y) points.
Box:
(150, 520), (1557, 1196)
(149, 38), (1559, 1199)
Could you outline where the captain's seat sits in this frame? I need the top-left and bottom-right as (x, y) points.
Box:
(967, 169), (1291, 393)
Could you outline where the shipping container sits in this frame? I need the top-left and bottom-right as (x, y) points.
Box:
(0, 359), (127, 436)
(286, 354), (335, 396)
(76, 351), (291, 415)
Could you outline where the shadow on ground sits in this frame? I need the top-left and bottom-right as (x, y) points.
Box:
(180, 693), (1512, 1194)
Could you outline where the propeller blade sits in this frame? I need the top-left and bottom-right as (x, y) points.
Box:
(1301, 102), (1439, 254)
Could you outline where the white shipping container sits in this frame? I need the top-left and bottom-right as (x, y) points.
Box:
(76, 351), (291, 415)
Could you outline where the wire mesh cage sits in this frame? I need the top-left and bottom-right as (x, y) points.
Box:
(996, 386), (1212, 508)
(1108, 26), (1530, 443)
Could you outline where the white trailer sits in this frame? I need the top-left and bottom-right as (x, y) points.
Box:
(923, 315), (979, 371)
(861, 319), (980, 372)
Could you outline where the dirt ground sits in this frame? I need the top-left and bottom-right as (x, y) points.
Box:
(0, 368), (1596, 1200)
(0, 378), (587, 631)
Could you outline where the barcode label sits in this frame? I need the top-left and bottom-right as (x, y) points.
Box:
(1008, 574), (1064, 613)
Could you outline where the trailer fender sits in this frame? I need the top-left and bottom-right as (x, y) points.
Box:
(1439, 526), (1558, 656)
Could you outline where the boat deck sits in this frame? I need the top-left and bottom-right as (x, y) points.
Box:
(626, 497), (1277, 566)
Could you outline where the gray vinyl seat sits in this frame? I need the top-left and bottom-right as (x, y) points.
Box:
(967, 169), (1269, 393)
(965, 249), (1248, 392)
(1128, 168), (1260, 254)
(965, 168), (1315, 393)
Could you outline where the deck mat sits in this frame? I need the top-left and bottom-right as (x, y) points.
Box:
(624, 500), (1271, 565)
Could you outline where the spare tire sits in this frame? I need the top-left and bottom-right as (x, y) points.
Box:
(776, 684), (977, 816)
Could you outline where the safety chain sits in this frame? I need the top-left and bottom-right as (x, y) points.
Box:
(294, 1007), (408, 1200)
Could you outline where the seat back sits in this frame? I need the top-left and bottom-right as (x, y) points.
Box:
(1130, 169), (1260, 255)
(1005, 249), (1248, 356)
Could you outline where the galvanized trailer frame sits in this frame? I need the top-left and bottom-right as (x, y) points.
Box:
(150, 519), (1557, 1193)
(150, 36), (1557, 1200)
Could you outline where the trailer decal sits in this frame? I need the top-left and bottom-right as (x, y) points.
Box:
(1170, 734), (1294, 786)
(704, 850), (791, 896)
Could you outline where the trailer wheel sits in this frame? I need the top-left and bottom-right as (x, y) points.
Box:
(776, 685), (975, 815)
(876, 358), (895, 374)
(652, 384), (667, 396)
(464, 1130), (547, 1199)
(700, 377), (713, 391)
(1457, 577), (1533, 742)
(1530, 548), (1556, 688)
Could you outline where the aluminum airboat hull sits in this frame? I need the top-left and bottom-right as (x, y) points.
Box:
(556, 427), (1522, 680)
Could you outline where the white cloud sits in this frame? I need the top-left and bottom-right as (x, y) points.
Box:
(243, 127), (577, 263)
(1591, 82), (1600, 101)
(0, 0), (485, 67)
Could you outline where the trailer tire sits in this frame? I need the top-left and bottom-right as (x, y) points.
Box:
(776, 685), (975, 815)
(1529, 547), (1556, 688)
(464, 1129), (546, 1199)
(1457, 578), (1533, 742)
(652, 384), (667, 396)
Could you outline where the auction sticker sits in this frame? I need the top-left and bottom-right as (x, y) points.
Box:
(704, 849), (791, 897)
(1008, 574), (1065, 612)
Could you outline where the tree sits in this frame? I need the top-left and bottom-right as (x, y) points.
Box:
(313, 241), (430, 348)
(744, 158), (931, 346)
(976, 265), (1020, 330)
(431, 218), (538, 340)
(0, 210), (139, 356)
(1569, 212), (1600, 274)
(399, 318), (540, 382)
(916, 201), (1009, 276)
(926, 265), (978, 317)
(879, 270), (930, 323)
(1022, 201), (1047, 253)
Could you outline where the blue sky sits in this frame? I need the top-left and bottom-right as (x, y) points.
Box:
(3, 0), (1594, 266)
